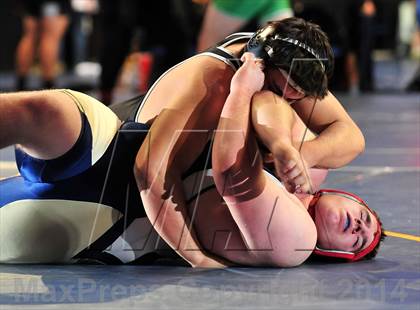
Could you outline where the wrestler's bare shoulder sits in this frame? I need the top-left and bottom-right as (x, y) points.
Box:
(138, 55), (235, 123)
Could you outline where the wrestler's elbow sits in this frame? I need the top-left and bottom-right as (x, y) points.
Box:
(267, 246), (312, 268)
(266, 220), (316, 268)
(352, 124), (366, 157)
(334, 122), (365, 168)
(260, 246), (310, 268)
(358, 130), (366, 154)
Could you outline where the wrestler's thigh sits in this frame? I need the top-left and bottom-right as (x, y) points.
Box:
(17, 90), (83, 160)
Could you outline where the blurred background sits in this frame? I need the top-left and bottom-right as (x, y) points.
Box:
(0, 0), (419, 104)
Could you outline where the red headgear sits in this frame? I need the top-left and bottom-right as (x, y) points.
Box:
(308, 189), (382, 262)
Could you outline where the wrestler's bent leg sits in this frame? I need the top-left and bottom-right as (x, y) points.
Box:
(0, 90), (82, 159)
(0, 90), (123, 263)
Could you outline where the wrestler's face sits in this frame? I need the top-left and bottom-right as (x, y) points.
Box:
(313, 194), (379, 253)
(264, 68), (306, 102)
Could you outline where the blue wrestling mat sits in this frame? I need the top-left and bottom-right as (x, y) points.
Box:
(0, 93), (419, 309)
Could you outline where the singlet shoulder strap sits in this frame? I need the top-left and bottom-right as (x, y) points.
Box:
(215, 32), (254, 48)
(201, 47), (242, 71)
(200, 32), (254, 71)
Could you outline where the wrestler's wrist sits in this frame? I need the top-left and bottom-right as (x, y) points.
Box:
(270, 138), (293, 157)
(229, 87), (256, 102)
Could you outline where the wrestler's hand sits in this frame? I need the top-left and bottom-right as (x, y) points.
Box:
(230, 52), (265, 97)
(271, 141), (313, 194)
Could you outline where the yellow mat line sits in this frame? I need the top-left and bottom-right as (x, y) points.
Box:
(384, 230), (420, 242)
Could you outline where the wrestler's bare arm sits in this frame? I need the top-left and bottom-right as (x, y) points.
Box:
(212, 53), (317, 267)
(251, 91), (328, 193)
(133, 64), (231, 268)
(293, 91), (365, 169)
(0, 90), (81, 159)
(134, 117), (223, 268)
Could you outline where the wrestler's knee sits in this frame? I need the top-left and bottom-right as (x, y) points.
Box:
(18, 90), (81, 144)
(23, 94), (58, 122)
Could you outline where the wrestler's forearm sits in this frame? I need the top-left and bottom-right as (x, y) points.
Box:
(212, 89), (254, 173)
(293, 92), (366, 169)
(250, 93), (364, 169)
(299, 120), (365, 169)
(213, 52), (264, 184)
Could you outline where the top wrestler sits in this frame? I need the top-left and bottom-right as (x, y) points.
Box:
(128, 17), (384, 266)
(0, 17), (385, 267)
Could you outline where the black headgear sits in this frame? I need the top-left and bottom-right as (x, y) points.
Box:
(244, 24), (326, 71)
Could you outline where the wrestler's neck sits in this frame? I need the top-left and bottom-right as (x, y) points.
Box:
(296, 193), (315, 210)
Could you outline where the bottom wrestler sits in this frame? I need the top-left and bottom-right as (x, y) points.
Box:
(0, 61), (385, 267)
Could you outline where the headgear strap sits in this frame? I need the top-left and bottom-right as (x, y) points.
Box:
(267, 36), (325, 71)
(308, 189), (382, 262)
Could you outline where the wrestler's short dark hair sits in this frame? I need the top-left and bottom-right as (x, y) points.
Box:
(263, 17), (334, 98)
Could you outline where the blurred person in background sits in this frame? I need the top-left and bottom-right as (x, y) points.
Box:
(97, 0), (197, 106)
(397, 0), (418, 58)
(68, 0), (99, 67)
(347, 0), (377, 93)
(292, 0), (349, 92)
(405, 0), (420, 91)
(15, 0), (71, 90)
(197, 0), (293, 51)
